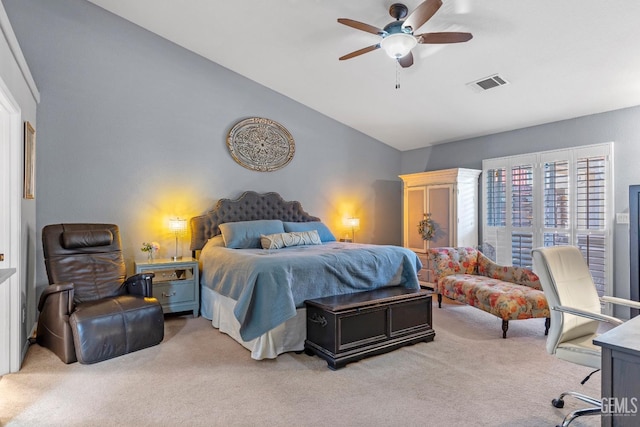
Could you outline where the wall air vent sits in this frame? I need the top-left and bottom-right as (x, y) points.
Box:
(467, 74), (509, 92)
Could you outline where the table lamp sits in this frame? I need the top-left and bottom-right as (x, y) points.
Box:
(169, 218), (187, 260)
(344, 217), (360, 243)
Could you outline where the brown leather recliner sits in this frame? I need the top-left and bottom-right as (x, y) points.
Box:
(37, 223), (164, 364)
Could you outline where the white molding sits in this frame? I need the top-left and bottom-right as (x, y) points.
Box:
(0, 77), (21, 374)
(0, 2), (40, 103)
(399, 168), (481, 187)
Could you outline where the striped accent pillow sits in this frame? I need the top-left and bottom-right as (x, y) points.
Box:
(260, 230), (322, 250)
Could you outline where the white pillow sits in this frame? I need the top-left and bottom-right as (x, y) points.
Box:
(260, 230), (322, 250)
(207, 235), (226, 247)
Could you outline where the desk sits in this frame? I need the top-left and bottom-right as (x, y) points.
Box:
(594, 315), (640, 427)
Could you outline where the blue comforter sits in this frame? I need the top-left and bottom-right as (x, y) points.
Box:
(199, 241), (422, 341)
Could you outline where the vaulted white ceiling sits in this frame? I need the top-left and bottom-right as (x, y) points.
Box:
(86, 0), (640, 151)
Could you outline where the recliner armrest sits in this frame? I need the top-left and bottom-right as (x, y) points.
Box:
(600, 295), (640, 310)
(38, 282), (74, 313)
(125, 273), (155, 297)
(553, 305), (624, 326)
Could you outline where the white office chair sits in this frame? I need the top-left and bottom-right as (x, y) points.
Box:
(532, 245), (640, 427)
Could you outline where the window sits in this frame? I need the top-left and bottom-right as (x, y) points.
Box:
(482, 143), (613, 300)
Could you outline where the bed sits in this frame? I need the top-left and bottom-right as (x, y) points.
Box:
(190, 191), (422, 360)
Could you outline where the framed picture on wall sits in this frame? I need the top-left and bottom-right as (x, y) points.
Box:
(23, 121), (35, 199)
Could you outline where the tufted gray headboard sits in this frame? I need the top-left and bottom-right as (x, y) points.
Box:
(190, 191), (321, 253)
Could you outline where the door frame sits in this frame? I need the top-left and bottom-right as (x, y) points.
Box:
(630, 185), (640, 318)
(0, 74), (22, 374)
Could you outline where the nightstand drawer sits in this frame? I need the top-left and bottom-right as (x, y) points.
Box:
(151, 267), (194, 283)
(153, 281), (195, 305)
(134, 258), (200, 317)
(416, 253), (435, 289)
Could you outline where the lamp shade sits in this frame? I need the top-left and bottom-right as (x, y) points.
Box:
(169, 218), (187, 234)
(344, 217), (360, 229)
(380, 33), (417, 59)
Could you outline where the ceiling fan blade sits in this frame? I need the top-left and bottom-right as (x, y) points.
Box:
(416, 32), (473, 44)
(337, 18), (383, 35)
(339, 44), (380, 61)
(402, 0), (443, 32)
(397, 52), (414, 68)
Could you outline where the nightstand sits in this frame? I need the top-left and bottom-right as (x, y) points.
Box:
(134, 258), (199, 317)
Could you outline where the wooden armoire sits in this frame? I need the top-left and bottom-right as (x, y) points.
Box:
(399, 168), (481, 286)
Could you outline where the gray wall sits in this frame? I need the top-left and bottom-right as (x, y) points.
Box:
(401, 106), (640, 307)
(4, 0), (404, 294)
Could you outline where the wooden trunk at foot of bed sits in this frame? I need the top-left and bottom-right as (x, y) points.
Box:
(303, 287), (435, 370)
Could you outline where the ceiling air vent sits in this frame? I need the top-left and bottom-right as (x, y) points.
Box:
(467, 74), (509, 92)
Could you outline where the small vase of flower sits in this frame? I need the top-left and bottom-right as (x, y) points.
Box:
(141, 241), (160, 262)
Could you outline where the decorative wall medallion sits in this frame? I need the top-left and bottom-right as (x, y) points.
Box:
(227, 117), (295, 172)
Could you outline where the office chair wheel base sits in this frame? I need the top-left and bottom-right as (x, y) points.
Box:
(552, 398), (565, 408)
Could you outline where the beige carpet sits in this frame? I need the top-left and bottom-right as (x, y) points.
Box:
(0, 298), (601, 427)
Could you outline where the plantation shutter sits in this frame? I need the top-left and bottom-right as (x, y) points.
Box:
(511, 164), (534, 268)
(542, 160), (570, 246)
(575, 155), (607, 296)
(486, 168), (506, 227)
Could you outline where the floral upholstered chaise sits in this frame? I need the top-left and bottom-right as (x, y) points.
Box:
(428, 247), (550, 338)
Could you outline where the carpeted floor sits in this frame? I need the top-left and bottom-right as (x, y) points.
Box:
(0, 298), (602, 426)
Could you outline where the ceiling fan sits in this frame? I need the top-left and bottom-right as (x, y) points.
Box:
(338, 0), (472, 68)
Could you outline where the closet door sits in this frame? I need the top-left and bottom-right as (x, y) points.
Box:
(426, 185), (453, 249)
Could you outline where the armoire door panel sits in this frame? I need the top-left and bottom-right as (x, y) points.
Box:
(427, 185), (452, 248)
(407, 187), (427, 252)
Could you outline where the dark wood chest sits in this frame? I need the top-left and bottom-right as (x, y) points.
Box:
(304, 287), (435, 370)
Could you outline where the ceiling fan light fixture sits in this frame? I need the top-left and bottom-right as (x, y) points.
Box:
(380, 33), (417, 59)
(337, 0), (473, 67)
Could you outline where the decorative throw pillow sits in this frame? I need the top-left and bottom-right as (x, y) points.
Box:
(260, 230), (322, 250)
(282, 221), (336, 242)
(207, 235), (226, 247)
(219, 220), (285, 249)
